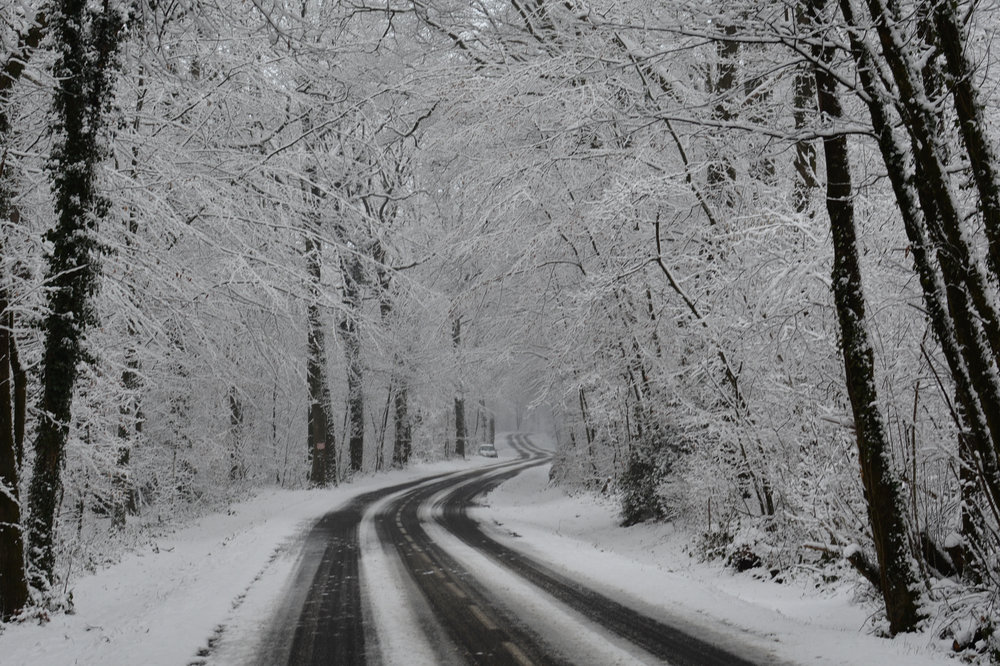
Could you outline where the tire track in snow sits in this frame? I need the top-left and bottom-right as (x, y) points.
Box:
(374, 442), (563, 665)
(430, 434), (764, 665)
(256, 433), (768, 665)
(252, 470), (469, 665)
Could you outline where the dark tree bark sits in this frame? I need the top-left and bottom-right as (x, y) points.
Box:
(707, 23), (738, 201)
(341, 318), (365, 474)
(305, 232), (334, 487)
(10, 328), (25, 469)
(299, 105), (336, 487)
(392, 375), (411, 468)
(577, 385), (598, 480)
(26, 0), (124, 592)
(112, 73), (148, 530)
(0, 170), (24, 621)
(855, 0), (1000, 366)
(0, 298), (28, 619)
(932, 0), (1000, 279)
(452, 316), (466, 457)
(228, 388), (246, 481)
(791, 6), (818, 213)
(0, 8), (46, 621)
(371, 235), (414, 471)
(836, 0), (1000, 562)
(477, 397), (489, 445)
(376, 265), (411, 469)
(808, 0), (923, 634)
(454, 395), (467, 457)
(111, 342), (141, 529)
(338, 248), (366, 474)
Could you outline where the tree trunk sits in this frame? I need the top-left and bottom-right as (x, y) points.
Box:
(0, 296), (27, 619)
(112, 336), (142, 529)
(0, 11), (44, 619)
(933, 0), (1000, 279)
(343, 325), (365, 473)
(791, 5), (818, 213)
(578, 386), (598, 480)
(455, 395), (467, 457)
(300, 107), (336, 487)
(452, 317), (466, 457)
(228, 388), (246, 481)
(339, 252), (365, 473)
(9, 327), (24, 469)
(844, 0), (1000, 490)
(306, 233), (333, 487)
(707, 23), (738, 202)
(838, 0), (1000, 561)
(809, 0), (923, 633)
(112, 72), (148, 529)
(392, 376), (411, 467)
(26, 0), (123, 592)
(477, 397), (489, 445)
(373, 238), (396, 472)
(856, 0), (1000, 364)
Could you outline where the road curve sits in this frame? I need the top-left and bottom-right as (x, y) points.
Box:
(256, 434), (770, 665)
(434, 435), (761, 666)
(373, 438), (564, 665)
(253, 450), (547, 666)
(252, 470), (462, 665)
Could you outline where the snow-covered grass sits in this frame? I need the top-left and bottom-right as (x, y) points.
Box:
(0, 457), (490, 666)
(474, 433), (956, 665)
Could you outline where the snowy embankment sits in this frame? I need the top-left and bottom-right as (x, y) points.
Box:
(0, 458), (487, 666)
(474, 434), (954, 666)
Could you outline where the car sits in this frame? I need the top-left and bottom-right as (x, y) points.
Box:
(478, 443), (498, 458)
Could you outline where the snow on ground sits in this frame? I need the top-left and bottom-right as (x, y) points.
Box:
(359, 482), (467, 666)
(0, 458), (490, 666)
(421, 469), (702, 665)
(0, 431), (961, 665)
(475, 433), (956, 666)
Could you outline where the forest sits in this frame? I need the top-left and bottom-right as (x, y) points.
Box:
(3, 0), (1000, 655)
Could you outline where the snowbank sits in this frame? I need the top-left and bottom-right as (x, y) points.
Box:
(474, 435), (954, 665)
(0, 458), (486, 666)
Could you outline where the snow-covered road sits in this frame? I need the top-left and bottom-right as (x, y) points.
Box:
(0, 433), (955, 665)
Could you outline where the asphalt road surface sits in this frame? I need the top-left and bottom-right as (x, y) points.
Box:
(256, 434), (767, 665)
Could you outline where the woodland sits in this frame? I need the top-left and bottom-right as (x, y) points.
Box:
(3, 0), (1000, 657)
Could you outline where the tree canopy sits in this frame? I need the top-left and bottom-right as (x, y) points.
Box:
(4, 0), (1000, 648)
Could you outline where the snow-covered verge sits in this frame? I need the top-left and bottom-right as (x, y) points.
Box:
(475, 435), (956, 666)
(0, 458), (488, 666)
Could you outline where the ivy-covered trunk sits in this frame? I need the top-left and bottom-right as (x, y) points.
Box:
(808, 0), (923, 634)
(26, 0), (123, 593)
